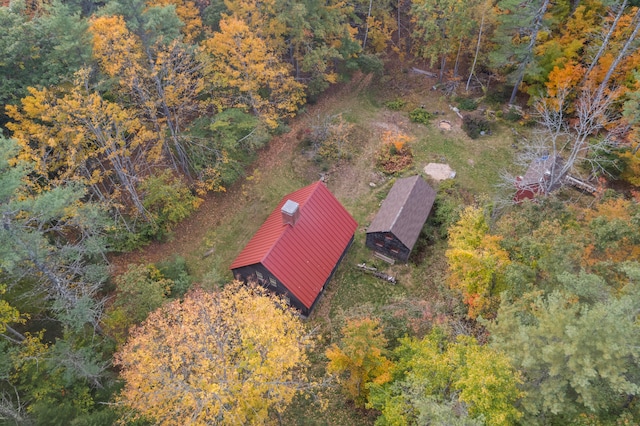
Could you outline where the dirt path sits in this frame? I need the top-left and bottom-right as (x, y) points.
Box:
(109, 74), (372, 275)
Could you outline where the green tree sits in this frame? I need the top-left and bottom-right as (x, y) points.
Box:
(112, 264), (171, 323)
(0, 0), (90, 116)
(0, 136), (109, 331)
(350, 0), (396, 52)
(489, 287), (640, 424)
(368, 329), (523, 426)
(103, 263), (173, 346)
(140, 170), (203, 235)
(0, 136), (116, 425)
(410, 0), (482, 82)
(279, 0), (360, 95)
(491, 0), (552, 104)
(620, 74), (640, 185)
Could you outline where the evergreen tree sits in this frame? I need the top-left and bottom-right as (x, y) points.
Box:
(0, 135), (116, 425)
(491, 0), (552, 104)
(0, 1), (90, 119)
(489, 285), (640, 424)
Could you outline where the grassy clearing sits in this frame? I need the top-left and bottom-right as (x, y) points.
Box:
(191, 159), (310, 286)
(103, 67), (522, 425)
(147, 70), (519, 424)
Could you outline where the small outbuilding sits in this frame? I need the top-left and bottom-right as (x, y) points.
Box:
(514, 155), (565, 202)
(366, 175), (436, 262)
(230, 181), (357, 317)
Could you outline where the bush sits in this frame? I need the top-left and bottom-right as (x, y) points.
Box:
(141, 171), (203, 238)
(485, 86), (510, 106)
(187, 111), (268, 191)
(409, 108), (434, 125)
(308, 113), (353, 162)
(375, 131), (413, 174)
(106, 228), (152, 252)
(385, 99), (406, 111)
(504, 109), (522, 122)
(356, 54), (384, 75)
(456, 97), (478, 111)
(462, 115), (491, 139)
(428, 180), (466, 239)
(156, 256), (193, 298)
(104, 264), (173, 345)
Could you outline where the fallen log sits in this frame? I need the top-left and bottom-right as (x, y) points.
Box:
(449, 105), (464, 119)
(356, 263), (397, 284)
(411, 67), (437, 78)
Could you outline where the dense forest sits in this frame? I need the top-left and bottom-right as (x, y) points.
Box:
(1, 0), (640, 424)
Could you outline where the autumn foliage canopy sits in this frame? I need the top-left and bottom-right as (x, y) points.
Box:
(115, 282), (313, 425)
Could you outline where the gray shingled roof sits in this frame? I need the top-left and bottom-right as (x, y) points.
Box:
(367, 175), (436, 250)
(520, 155), (565, 192)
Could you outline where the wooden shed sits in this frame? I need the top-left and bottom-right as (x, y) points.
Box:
(230, 181), (357, 317)
(514, 155), (565, 202)
(366, 175), (436, 262)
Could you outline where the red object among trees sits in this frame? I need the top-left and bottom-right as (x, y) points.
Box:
(514, 155), (565, 203)
(230, 181), (357, 316)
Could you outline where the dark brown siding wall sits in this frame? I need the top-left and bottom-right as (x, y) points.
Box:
(305, 235), (354, 315)
(231, 264), (308, 315)
(365, 232), (411, 262)
(232, 235), (355, 317)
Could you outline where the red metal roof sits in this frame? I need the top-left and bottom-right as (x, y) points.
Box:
(230, 181), (357, 309)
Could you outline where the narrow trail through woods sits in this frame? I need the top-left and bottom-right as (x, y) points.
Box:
(109, 75), (372, 276)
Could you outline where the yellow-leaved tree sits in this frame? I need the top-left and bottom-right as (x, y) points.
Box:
(203, 15), (306, 128)
(446, 206), (511, 319)
(368, 329), (524, 426)
(6, 69), (154, 224)
(325, 317), (393, 407)
(115, 282), (314, 425)
(90, 15), (208, 185)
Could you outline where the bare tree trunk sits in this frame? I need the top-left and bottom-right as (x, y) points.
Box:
(81, 120), (149, 220)
(397, 0), (401, 47)
(439, 55), (447, 83)
(363, 0), (373, 50)
(509, 0), (551, 105)
(595, 7), (640, 103)
(582, 0), (628, 84)
(453, 37), (463, 77)
(0, 390), (29, 425)
(530, 85), (619, 192)
(4, 325), (26, 342)
(467, 13), (485, 91)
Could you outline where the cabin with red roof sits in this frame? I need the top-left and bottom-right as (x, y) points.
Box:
(230, 181), (357, 316)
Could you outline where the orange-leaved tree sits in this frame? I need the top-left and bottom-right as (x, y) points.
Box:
(115, 282), (314, 425)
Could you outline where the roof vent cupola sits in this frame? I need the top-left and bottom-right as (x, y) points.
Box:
(281, 200), (300, 226)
